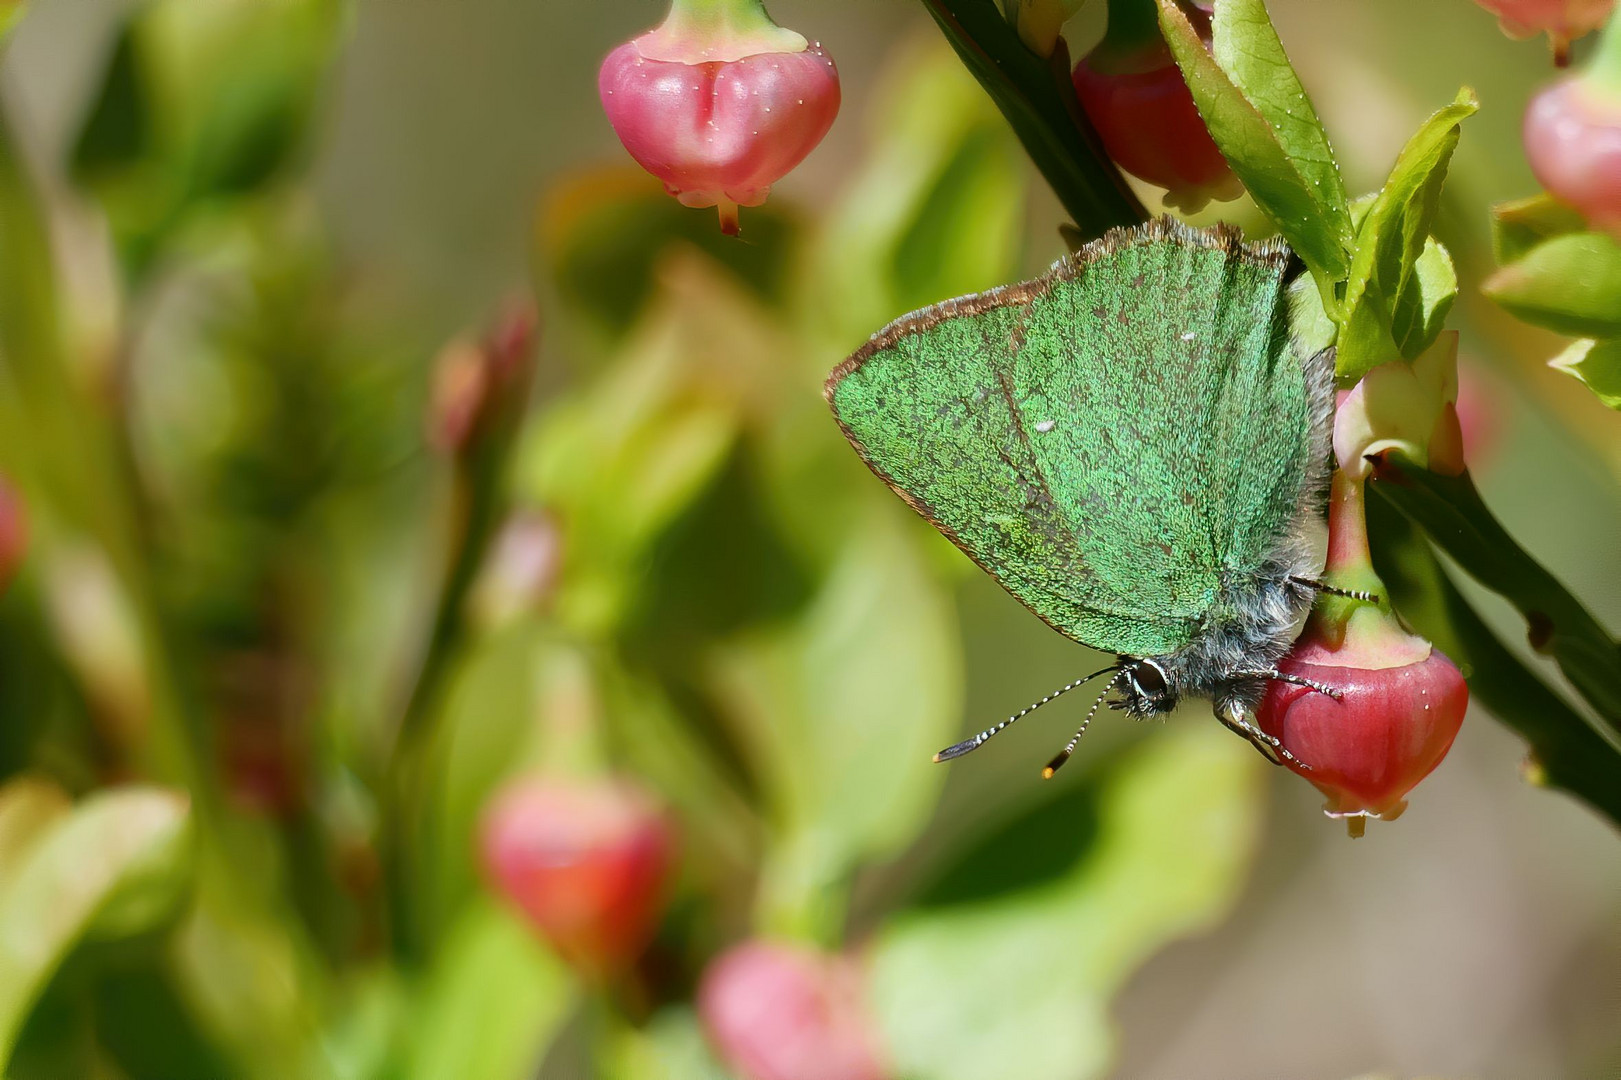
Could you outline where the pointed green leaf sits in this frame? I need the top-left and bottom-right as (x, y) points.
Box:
(1156, 0), (1348, 284)
(1484, 231), (1621, 339)
(1491, 193), (1589, 265)
(0, 786), (191, 1069)
(1336, 89), (1476, 380)
(1210, 0), (1350, 248)
(1550, 338), (1621, 410)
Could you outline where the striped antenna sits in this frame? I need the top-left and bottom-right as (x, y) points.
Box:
(934, 664), (1120, 764)
(1042, 670), (1128, 779)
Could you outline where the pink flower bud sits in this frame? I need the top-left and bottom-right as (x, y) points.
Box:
(0, 475), (26, 595)
(598, 1), (839, 235)
(699, 941), (888, 1080)
(1257, 473), (1468, 836)
(1524, 74), (1621, 236)
(1474, 0), (1613, 62)
(480, 776), (674, 978)
(1072, 33), (1242, 213)
(426, 299), (538, 456)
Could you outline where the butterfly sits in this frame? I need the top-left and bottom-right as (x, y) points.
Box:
(824, 217), (1371, 776)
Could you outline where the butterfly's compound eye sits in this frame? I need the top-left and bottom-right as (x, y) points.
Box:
(1129, 659), (1168, 697)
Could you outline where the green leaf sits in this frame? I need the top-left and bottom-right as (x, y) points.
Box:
(1484, 231), (1621, 339)
(1155, 0), (1348, 284)
(1366, 495), (1621, 829)
(70, 19), (151, 183)
(1209, 0), (1350, 246)
(1550, 338), (1621, 410)
(871, 726), (1263, 1080)
(1491, 193), (1589, 265)
(1336, 89), (1476, 380)
(406, 901), (571, 1080)
(708, 513), (963, 940)
(1373, 461), (1621, 756)
(0, 785), (191, 1069)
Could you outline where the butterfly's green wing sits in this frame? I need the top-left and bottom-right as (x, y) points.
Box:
(825, 218), (1318, 658)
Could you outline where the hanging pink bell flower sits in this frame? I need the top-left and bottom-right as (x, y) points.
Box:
(1257, 471), (1469, 837)
(1473, 0), (1614, 63)
(598, 0), (840, 235)
(1071, 3), (1241, 212)
(1524, 14), (1621, 235)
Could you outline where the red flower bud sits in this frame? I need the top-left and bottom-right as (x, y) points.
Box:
(479, 776), (674, 978)
(598, 0), (839, 236)
(1072, 33), (1242, 212)
(1524, 74), (1621, 236)
(1473, 0), (1613, 62)
(699, 941), (888, 1080)
(1257, 473), (1468, 836)
(0, 475), (26, 595)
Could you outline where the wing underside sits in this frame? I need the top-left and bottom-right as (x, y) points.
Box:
(825, 218), (1320, 658)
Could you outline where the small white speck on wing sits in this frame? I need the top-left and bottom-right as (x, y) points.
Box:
(1034, 420), (1056, 433)
(1180, 332), (1196, 342)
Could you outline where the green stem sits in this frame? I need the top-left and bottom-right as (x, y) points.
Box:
(641, 0), (805, 62)
(920, 0), (1149, 240)
(1095, 0), (1170, 68)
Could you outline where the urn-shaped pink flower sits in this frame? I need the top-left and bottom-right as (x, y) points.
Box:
(598, 0), (840, 235)
(1257, 473), (1468, 836)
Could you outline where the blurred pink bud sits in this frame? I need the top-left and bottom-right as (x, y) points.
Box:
(480, 776), (673, 978)
(470, 509), (564, 629)
(0, 475), (27, 594)
(427, 299), (539, 456)
(699, 941), (888, 1080)
(1473, 0), (1613, 62)
(1524, 74), (1621, 236)
(598, 0), (840, 235)
(1072, 35), (1242, 213)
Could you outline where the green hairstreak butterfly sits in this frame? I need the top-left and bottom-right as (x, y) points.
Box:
(825, 217), (1361, 775)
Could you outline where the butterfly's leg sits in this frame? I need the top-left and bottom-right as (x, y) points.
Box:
(1289, 576), (1380, 605)
(1232, 668), (1344, 701)
(1215, 701), (1312, 770)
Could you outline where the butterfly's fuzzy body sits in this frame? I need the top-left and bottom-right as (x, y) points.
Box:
(826, 217), (1335, 749)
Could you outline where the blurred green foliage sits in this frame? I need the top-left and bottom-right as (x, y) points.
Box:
(2, 0), (1619, 1077)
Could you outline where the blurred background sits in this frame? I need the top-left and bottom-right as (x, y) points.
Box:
(1, 0), (1620, 1077)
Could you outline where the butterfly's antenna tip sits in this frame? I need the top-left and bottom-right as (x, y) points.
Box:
(931, 664), (1119, 766)
(1041, 764), (1058, 780)
(933, 738), (979, 763)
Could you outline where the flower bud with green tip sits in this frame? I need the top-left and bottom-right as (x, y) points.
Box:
(1071, 0), (1241, 212)
(480, 775), (674, 979)
(1473, 0), (1614, 63)
(1524, 12), (1621, 234)
(598, 0), (840, 236)
(699, 941), (888, 1080)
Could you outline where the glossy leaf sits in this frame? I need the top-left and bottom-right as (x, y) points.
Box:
(1156, 0), (1348, 284)
(1209, 0), (1351, 246)
(870, 726), (1263, 1080)
(0, 785), (191, 1068)
(1484, 231), (1621, 339)
(1550, 338), (1621, 410)
(1336, 90), (1476, 381)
